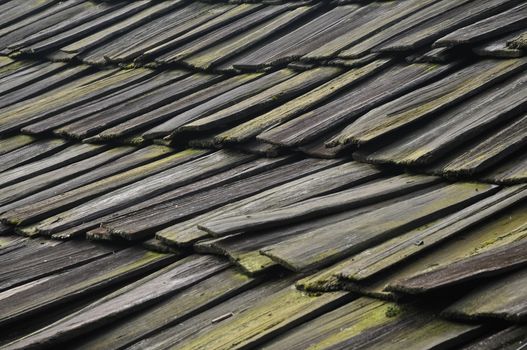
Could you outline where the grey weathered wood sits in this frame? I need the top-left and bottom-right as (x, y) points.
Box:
(14, 150), (251, 236)
(128, 280), (350, 350)
(356, 71), (527, 167)
(0, 241), (115, 292)
(434, 3), (527, 48)
(329, 58), (527, 147)
(388, 240), (527, 294)
(0, 248), (175, 328)
(54, 73), (222, 140)
(460, 326), (527, 350)
(200, 173), (438, 237)
(0, 143), (106, 189)
(377, 0), (522, 52)
(258, 62), (456, 148)
(155, 158), (363, 246)
(1, 148), (205, 227)
(0, 145), (174, 216)
(262, 297), (482, 350)
(262, 182), (498, 272)
(0, 146), (134, 208)
(143, 69), (294, 140)
(22, 69), (190, 135)
(443, 267), (527, 322)
(2, 255), (228, 350)
(74, 268), (257, 350)
(49, 156), (291, 240)
(336, 185), (527, 282)
(0, 139), (68, 173)
(176, 67), (340, 134)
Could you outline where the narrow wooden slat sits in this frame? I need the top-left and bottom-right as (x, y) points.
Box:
(0, 241), (115, 293)
(329, 58), (527, 147)
(156, 158), (343, 246)
(0, 147), (134, 208)
(0, 145), (173, 216)
(18, 150), (252, 236)
(0, 143), (106, 189)
(3, 255), (228, 349)
(388, 240), (527, 294)
(1, 148), (204, 227)
(443, 267), (527, 322)
(214, 59), (390, 144)
(460, 326), (527, 350)
(336, 185), (527, 282)
(259, 62), (456, 148)
(262, 182), (498, 272)
(130, 283), (351, 350)
(200, 173), (438, 237)
(97, 73), (262, 141)
(262, 297), (482, 350)
(357, 72), (527, 167)
(376, 0), (521, 52)
(0, 139), (68, 173)
(144, 69), (294, 140)
(176, 67), (340, 134)
(0, 248), (175, 328)
(74, 268), (257, 350)
(0, 135), (35, 157)
(434, 3), (527, 48)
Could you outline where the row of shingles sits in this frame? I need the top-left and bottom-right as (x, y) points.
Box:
(325, 58), (527, 183)
(100, 160), (382, 274)
(0, 149), (250, 236)
(228, 0), (525, 69)
(154, 160), (385, 274)
(351, 65), (527, 179)
(3, 0), (175, 58)
(294, 185), (527, 321)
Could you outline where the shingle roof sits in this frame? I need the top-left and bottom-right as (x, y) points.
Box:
(0, 0), (526, 349)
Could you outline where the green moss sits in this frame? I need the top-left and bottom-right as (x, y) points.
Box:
(385, 304), (402, 318)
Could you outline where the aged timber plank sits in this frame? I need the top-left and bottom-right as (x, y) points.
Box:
(262, 182), (498, 272)
(443, 267), (527, 322)
(376, 0), (522, 52)
(328, 58), (527, 147)
(0, 241), (115, 292)
(97, 73), (262, 141)
(131, 282), (351, 350)
(3, 255), (228, 349)
(0, 147), (134, 207)
(53, 72), (222, 140)
(482, 151), (527, 184)
(22, 69), (190, 135)
(432, 113), (527, 176)
(434, 3), (527, 48)
(19, 151), (253, 236)
(262, 297), (482, 350)
(182, 5), (315, 70)
(48, 156), (291, 240)
(156, 158), (342, 246)
(0, 135), (35, 157)
(0, 248), (175, 328)
(259, 62), (457, 148)
(336, 185), (527, 282)
(214, 59), (390, 144)
(143, 69), (294, 140)
(387, 239), (527, 294)
(200, 173), (437, 237)
(0, 139), (68, 173)
(1, 148), (205, 227)
(176, 67), (340, 134)
(357, 71), (527, 167)
(460, 326), (527, 350)
(301, 0), (437, 61)
(0, 143), (106, 188)
(74, 268), (257, 350)
(474, 29), (525, 58)
(338, 0), (472, 59)
(0, 145), (174, 216)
